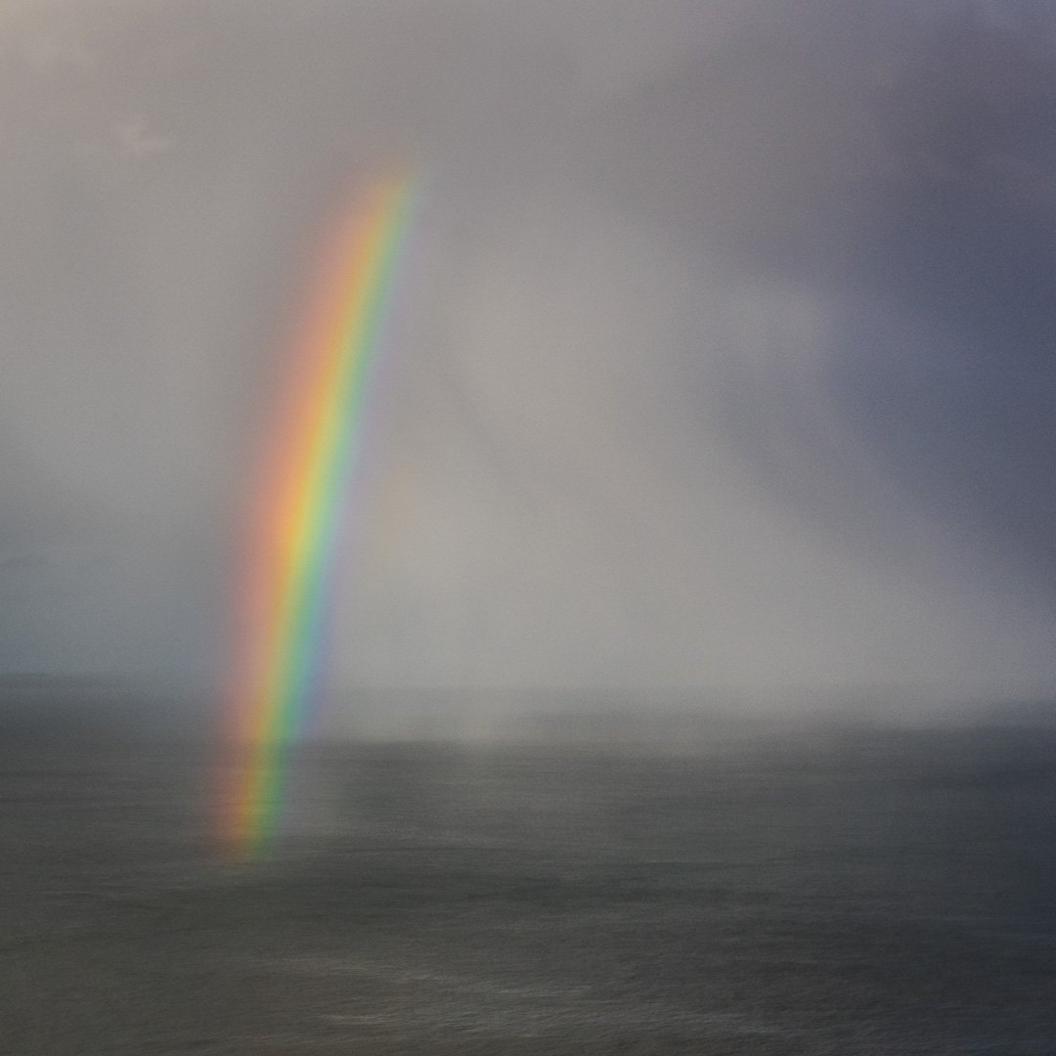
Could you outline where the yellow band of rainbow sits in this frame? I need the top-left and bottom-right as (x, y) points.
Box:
(222, 173), (418, 857)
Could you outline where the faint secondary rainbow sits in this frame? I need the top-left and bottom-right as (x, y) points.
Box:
(223, 173), (418, 857)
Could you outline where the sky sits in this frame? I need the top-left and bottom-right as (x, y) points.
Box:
(1, 0), (1054, 706)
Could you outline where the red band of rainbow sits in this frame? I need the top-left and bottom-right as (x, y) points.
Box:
(222, 173), (418, 857)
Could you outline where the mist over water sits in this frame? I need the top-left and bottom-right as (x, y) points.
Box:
(4, 1), (1056, 1052)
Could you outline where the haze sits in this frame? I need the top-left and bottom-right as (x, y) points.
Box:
(2, 0), (1054, 717)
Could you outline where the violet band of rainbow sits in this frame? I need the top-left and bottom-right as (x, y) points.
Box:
(224, 174), (418, 856)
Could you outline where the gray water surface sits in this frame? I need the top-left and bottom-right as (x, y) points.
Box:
(3, 727), (1056, 1054)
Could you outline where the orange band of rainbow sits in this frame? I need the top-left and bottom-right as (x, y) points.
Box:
(222, 173), (417, 857)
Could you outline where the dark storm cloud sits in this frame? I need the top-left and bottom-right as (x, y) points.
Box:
(0, 1), (1053, 698)
(826, 27), (1056, 598)
(574, 2), (1056, 604)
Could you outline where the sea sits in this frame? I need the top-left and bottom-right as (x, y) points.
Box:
(3, 708), (1056, 1054)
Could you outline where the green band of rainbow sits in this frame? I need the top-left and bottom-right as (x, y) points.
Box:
(223, 174), (417, 857)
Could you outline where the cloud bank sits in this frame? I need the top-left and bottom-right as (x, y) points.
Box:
(1, 1), (1053, 705)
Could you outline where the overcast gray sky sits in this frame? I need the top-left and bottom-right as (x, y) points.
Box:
(2, 0), (1054, 705)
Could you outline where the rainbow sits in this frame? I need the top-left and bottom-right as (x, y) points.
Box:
(223, 173), (418, 857)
